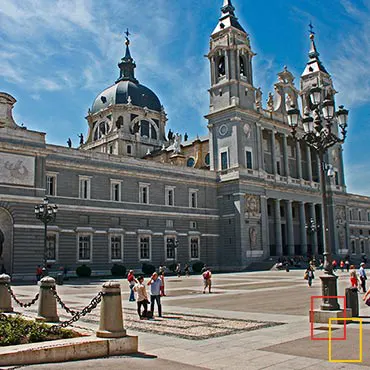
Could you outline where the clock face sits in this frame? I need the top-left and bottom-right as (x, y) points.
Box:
(244, 123), (251, 138)
(0, 103), (7, 119)
(219, 124), (228, 137)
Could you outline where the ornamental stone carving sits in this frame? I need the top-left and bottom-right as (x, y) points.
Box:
(335, 206), (346, 225)
(249, 227), (257, 249)
(245, 194), (261, 219)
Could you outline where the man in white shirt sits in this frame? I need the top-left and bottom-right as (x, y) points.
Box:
(359, 262), (367, 293)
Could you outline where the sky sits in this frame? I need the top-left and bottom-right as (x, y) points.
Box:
(0, 0), (369, 195)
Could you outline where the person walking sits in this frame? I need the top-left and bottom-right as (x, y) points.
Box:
(332, 259), (337, 272)
(148, 272), (162, 317)
(184, 263), (190, 277)
(176, 263), (181, 278)
(36, 265), (42, 282)
(345, 259), (350, 273)
(359, 262), (367, 293)
(349, 265), (358, 288)
(340, 260), (345, 272)
(202, 268), (212, 294)
(304, 265), (315, 287)
(127, 270), (137, 302)
(159, 271), (166, 297)
(134, 276), (149, 319)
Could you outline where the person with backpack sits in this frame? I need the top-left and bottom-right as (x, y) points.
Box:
(202, 268), (212, 294)
(134, 276), (149, 319)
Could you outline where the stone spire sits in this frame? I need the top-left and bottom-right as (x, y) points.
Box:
(212, 0), (245, 35)
(301, 28), (328, 77)
(116, 29), (138, 84)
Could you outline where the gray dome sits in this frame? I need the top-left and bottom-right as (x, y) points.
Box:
(91, 80), (162, 114)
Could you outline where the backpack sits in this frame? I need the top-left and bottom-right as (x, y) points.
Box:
(203, 271), (210, 279)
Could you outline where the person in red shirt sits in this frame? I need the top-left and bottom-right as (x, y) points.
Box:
(36, 265), (42, 282)
(127, 270), (137, 302)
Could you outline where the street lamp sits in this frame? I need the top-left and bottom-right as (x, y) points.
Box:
(287, 85), (348, 311)
(35, 197), (58, 272)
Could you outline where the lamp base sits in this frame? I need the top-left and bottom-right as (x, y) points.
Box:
(320, 274), (340, 311)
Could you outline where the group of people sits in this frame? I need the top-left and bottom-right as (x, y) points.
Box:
(127, 270), (163, 319)
(127, 264), (213, 319)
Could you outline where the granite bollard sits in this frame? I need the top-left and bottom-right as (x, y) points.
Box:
(36, 276), (59, 322)
(0, 274), (13, 313)
(96, 281), (126, 338)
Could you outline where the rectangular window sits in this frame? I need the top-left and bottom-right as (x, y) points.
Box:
(165, 186), (175, 206)
(190, 237), (200, 260)
(221, 151), (228, 170)
(166, 237), (176, 260)
(127, 145), (132, 154)
(334, 171), (340, 186)
(139, 183), (150, 204)
(110, 235), (123, 261)
(111, 181), (121, 202)
(78, 235), (92, 261)
(139, 236), (150, 260)
(46, 174), (57, 196)
(166, 220), (174, 229)
(189, 189), (198, 208)
(46, 234), (57, 262)
(350, 209), (353, 220)
(190, 221), (197, 230)
(79, 177), (91, 199)
(359, 210), (362, 221)
(276, 161), (281, 175)
(246, 150), (253, 169)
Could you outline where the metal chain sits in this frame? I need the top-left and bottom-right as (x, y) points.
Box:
(49, 291), (104, 332)
(50, 287), (77, 316)
(5, 284), (39, 308)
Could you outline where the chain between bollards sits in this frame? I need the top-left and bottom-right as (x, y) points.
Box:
(49, 287), (77, 316)
(48, 291), (104, 331)
(5, 284), (39, 308)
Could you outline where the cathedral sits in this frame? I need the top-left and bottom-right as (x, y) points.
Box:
(0, 0), (369, 279)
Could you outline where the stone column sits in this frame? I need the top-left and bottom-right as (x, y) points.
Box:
(0, 274), (13, 313)
(256, 123), (264, 171)
(296, 140), (302, 179)
(306, 145), (312, 182)
(261, 195), (270, 257)
(274, 199), (283, 256)
(299, 202), (308, 255)
(36, 277), (59, 322)
(283, 134), (289, 177)
(271, 131), (277, 175)
(286, 200), (295, 255)
(97, 281), (126, 338)
(309, 203), (318, 255)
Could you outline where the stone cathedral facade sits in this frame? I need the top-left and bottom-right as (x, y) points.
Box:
(1, 0), (369, 278)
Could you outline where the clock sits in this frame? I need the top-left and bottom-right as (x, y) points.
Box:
(219, 124), (228, 136)
(243, 123), (251, 138)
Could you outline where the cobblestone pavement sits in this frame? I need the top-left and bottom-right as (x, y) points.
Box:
(5, 270), (370, 369)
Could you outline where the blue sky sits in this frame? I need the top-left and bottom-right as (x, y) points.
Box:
(0, 0), (369, 195)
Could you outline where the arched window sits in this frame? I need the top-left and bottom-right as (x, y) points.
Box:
(140, 120), (158, 140)
(94, 121), (110, 141)
(351, 240), (356, 254)
(218, 56), (225, 77)
(187, 157), (195, 168)
(205, 153), (210, 167)
(240, 56), (246, 77)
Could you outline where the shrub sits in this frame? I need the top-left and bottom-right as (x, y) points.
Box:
(168, 263), (177, 272)
(76, 264), (92, 277)
(111, 264), (127, 277)
(142, 263), (156, 276)
(192, 261), (205, 273)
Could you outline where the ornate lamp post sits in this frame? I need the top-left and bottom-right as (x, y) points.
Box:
(287, 85), (348, 311)
(35, 197), (58, 271)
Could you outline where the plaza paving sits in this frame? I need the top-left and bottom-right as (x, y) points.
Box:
(3, 269), (370, 369)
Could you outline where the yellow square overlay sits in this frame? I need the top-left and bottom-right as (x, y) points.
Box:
(328, 318), (363, 363)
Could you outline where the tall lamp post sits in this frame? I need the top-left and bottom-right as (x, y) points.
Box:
(35, 197), (58, 271)
(287, 86), (348, 311)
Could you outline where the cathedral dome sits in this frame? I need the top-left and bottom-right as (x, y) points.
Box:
(91, 33), (162, 115)
(91, 80), (161, 114)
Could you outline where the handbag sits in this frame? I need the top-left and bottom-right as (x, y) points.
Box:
(365, 298), (370, 307)
(304, 272), (308, 280)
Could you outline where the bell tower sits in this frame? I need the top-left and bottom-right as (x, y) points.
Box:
(207, 0), (256, 113)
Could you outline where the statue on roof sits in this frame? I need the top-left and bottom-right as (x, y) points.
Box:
(173, 133), (182, 154)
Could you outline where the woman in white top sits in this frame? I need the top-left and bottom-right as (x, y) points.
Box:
(134, 276), (149, 319)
